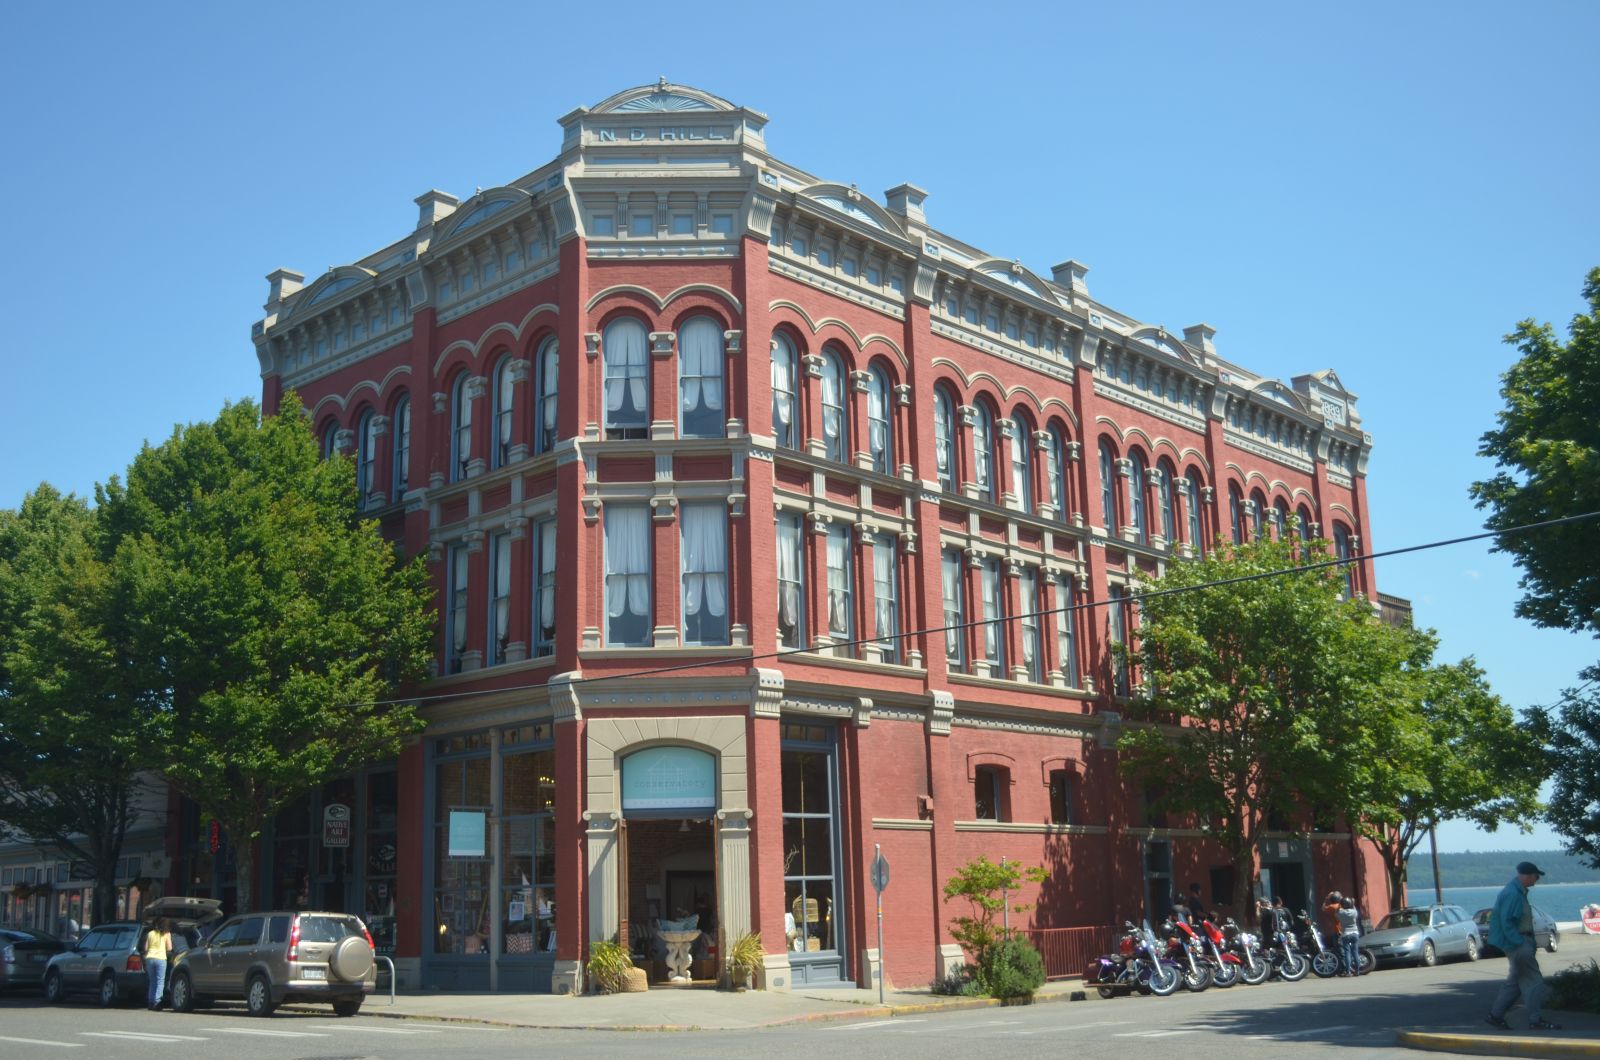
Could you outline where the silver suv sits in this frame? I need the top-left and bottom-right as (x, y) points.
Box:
(169, 911), (375, 1017)
(42, 896), (220, 1007)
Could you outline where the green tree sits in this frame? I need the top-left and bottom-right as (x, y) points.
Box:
(97, 396), (434, 911)
(942, 855), (1047, 995)
(1529, 670), (1600, 869)
(0, 486), (152, 924)
(1115, 533), (1410, 921)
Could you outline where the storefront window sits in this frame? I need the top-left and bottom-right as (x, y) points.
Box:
(273, 793), (315, 910)
(501, 743), (556, 956)
(364, 771), (399, 956)
(434, 753), (492, 956)
(781, 723), (843, 978)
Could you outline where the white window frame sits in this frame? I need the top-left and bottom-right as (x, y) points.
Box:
(604, 505), (652, 646)
(603, 318), (649, 439)
(392, 396), (410, 501)
(678, 317), (726, 439)
(872, 533), (899, 664)
(488, 532), (513, 665)
(532, 519), (557, 658)
(680, 502), (729, 646)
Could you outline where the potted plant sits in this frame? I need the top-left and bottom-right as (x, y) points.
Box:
(726, 931), (763, 991)
(588, 938), (645, 994)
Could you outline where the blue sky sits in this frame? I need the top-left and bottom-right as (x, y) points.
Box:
(2, 2), (1595, 853)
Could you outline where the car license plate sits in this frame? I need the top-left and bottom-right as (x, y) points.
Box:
(31, 954), (48, 963)
(301, 968), (326, 980)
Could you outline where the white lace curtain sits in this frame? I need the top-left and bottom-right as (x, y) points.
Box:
(605, 506), (650, 620)
(972, 409), (992, 492)
(496, 359), (516, 451)
(821, 356), (845, 457)
(679, 319), (724, 413)
(1009, 418), (1029, 510)
(867, 371), (890, 468)
(603, 320), (648, 418)
(1055, 576), (1077, 683)
(493, 535), (513, 654)
(934, 394), (953, 486)
(981, 562), (1001, 661)
(537, 523), (557, 640)
(680, 503), (727, 619)
(538, 343), (559, 449)
(941, 552), (962, 659)
(826, 527), (851, 638)
(777, 516), (803, 632)
(872, 536), (896, 645)
(451, 548), (470, 654)
(1046, 432), (1063, 513)
(771, 338), (796, 441)
(1018, 568), (1038, 669)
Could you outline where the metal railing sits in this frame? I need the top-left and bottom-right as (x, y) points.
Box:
(375, 955), (396, 1005)
(1022, 926), (1115, 980)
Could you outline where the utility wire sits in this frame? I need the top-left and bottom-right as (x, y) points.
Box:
(360, 509), (1600, 709)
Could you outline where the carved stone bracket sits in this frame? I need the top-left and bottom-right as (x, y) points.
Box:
(893, 383), (912, 407)
(751, 667), (784, 719)
(849, 369), (871, 393)
(802, 353), (824, 378)
(806, 511), (833, 535)
(1066, 440), (1082, 462)
(724, 330), (743, 354)
(507, 358), (532, 384)
(584, 333), (601, 360)
(649, 331), (674, 358)
(898, 530), (918, 554)
(464, 375), (487, 401)
(855, 696), (873, 729)
(927, 690), (954, 736)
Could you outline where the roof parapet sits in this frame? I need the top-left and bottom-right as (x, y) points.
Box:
(1050, 260), (1090, 298)
(1183, 323), (1217, 362)
(264, 268), (304, 313)
(414, 190), (460, 230)
(884, 183), (928, 225)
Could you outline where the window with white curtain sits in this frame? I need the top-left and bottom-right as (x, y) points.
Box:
(776, 512), (806, 649)
(451, 374), (473, 482)
(934, 388), (956, 493)
(820, 351), (848, 463)
(1108, 584), (1130, 696)
(1018, 566), (1040, 682)
(489, 532), (512, 665)
(1129, 451), (1148, 544)
(1100, 440), (1117, 531)
(825, 524), (853, 653)
(1229, 483), (1244, 544)
(942, 548), (965, 672)
(532, 519), (556, 658)
(604, 505), (651, 645)
(447, 545), (470, 674)
(972, 404), (994, 500)
(1273, 499), (1289, 540)
(1045, 427), (1065, 517)
(872, 533), (899, 664)
(357, 409), (377, 507)
(603, 318), (649, 439)
(1249, 490), (1267, 541)
(771, 333), (798, 449)
(322, 421), (339, 460)
(1054, 573), (1079, 687)
(1009, 415), (1032, 512)
(491, 355), (515, 469)
(681, 502), (728, 645)
(1158, 460), (1176, 544)
(867, 366), (893, 474)
(1334, 523), (1355, 599)
(678, 317), (725, 439)
(980, 558), (1005, 674)
(392, 396), (410, 501)
(535, 339), (559, 454)
(1185, 472), (1205, 556)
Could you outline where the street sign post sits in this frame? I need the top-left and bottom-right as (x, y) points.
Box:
(871, 845), (889, 1003)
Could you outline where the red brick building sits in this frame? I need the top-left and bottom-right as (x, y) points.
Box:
(251, 81), (1388, 994)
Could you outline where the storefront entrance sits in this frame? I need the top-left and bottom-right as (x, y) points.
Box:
(622, 818), (717, 983)
(781, 722), (848, 986)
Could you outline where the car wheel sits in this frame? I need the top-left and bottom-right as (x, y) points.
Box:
(1358, 948), (1375, 975)
(98, 973), (120, 1008)
(170, 972), (195, 1014)
(245, 975), (277, 1018)
(43, 970), (64, 1004)
(1546, 932), (1559, 954)
(1465, 936), (1479, 962)
(1419, 940), (1436, 967)
(332, 997), (363, 1017)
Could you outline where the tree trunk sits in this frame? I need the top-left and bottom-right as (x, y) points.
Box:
(234, 836), (255, 913)
(1232, 849), (1258, 926)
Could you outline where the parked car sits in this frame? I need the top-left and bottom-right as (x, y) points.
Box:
(2, 928), (69, 992)
(41, 896), (221, 1006)
(169, 910), (375, 1017)
(1361, 904), (1480, 967)
(1473, 905), (1560, 955)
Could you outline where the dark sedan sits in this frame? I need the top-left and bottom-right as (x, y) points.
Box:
(2, 928), (69, 991)
(1473, 906), (1560, 955)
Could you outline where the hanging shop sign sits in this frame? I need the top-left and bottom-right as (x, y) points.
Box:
(323, 803), (351, 848)
(447, 810), (488, 858)
(621, 746), (716, 812)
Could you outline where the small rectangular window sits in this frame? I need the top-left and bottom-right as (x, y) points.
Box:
(460, 271), (475, 292)
(437, 278), (453, 301)
(866, 265), (882, 285)
(790, 236), (807, 256)
(332, 332), (345, 351)
(671, 213), (695, 234)
(985, 313), (1000, 331)
(591, 214), (615, 236)
(483, 259), (498, 282)
(711, 213), (735, 234)
(630, 214), (654, 236)
(505, 248), (522, 271)
(1005, 322), (1020, 340)
(1050, 770), (1073, 825)
(816, 245), (833, 268)
(946, 297), (960, 315)
(975, 765), (1006, 822)
(964, 306), (979, 325)
(840, 257), (858, 278)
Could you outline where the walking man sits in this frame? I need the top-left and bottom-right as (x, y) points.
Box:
(1486, 861), (1561, 1031)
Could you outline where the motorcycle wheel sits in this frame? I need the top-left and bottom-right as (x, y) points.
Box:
(1182, 964), (1213, 992)
(1311, 951), (1340, 978)
(1240, 957), (1272, 986)
(1211, 961), (1239, 988)
(1358, 948), (1375, 975)
(1098, 986), (1117, 999)
(1278, 951), (1310, 982)
(1145, 961), (1180, 997)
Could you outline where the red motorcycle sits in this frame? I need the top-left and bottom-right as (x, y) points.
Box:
(1197, 916), (1242, 987)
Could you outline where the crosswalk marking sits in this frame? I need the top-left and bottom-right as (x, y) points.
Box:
(321, 1024), (443, 1035)
(1248, 1024), (1354, 1040)
(82, 1031), (208, 1043)
(199, 1027), (329, 1038)
(823, 1018), (927, 1031)
(0, 1036), (84, 1049)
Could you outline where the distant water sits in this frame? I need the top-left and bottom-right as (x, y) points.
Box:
(1401, 880), (1600, 918)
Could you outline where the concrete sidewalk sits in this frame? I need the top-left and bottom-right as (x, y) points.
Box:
(285, 980), (1085, 1031)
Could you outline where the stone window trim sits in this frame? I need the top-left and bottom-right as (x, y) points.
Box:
(965, 751), (1017, 784)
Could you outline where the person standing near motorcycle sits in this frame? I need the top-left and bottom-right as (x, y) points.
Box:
(1337, 896), (1361, 976)
(1486, 862), (1561, 1031)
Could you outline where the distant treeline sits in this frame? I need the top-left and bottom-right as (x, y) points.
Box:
(1406, 849), (1600, 888)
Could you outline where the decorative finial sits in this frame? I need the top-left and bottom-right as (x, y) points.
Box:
(656, 76), (669, 91)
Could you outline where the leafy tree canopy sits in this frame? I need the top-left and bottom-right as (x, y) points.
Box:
(1529, 668), (1600, 870)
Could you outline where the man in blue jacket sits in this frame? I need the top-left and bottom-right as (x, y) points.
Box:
(1485, 861), (1561, 1031)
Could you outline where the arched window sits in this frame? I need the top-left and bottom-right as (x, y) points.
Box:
(934, 387), (956, 492)
(356, 409), (377, 506)
(1157, 458), (1177, 545)
(1296, 504), (1314, 560)
(534, 339), (559, 454)
(1250, 489), (1268, 541)
(321, 421), (339, 461)
(1100, 440), (1118, 531)
(771, 333), (798, 449)
(820, 350), (849, 463)
(602, 317), (649, 439)
(867, 364), (893, 474)
(1186, 469), (1205, 557)
(1046, 426), (1067, 520)
(450, 373), (473, 482)
(391, 395), (411, 501)
(1009, 414), (1032, 513)
(1333, 523), (1356, 598)
(1129, 451), (1148, 544)
(678, 316), (725, 439)
(1273, 499), (1289, 541)
(1229, 483), (1244, 544)
(971, 402), (997, 502)
(491, 354), (515, 469)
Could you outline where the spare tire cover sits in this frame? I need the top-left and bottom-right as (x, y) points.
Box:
(329, 935), (374, 982)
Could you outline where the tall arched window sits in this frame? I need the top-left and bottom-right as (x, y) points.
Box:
(1157, 458), (1176, 545)
(1009, 413), (1032, 512)
(1272, 499), (1289, 541)
(491, 354), (515, 469)
(820, 350), (849, 463)
(1333, 523), (1356, 598)
(534, 338), (559, 454)
(1099, 440), (1118, 531)
(867, 364), (893, 474)
(1046, 426), (1067, 519)
(1229, 483), (1244, 544)
(678, 316), (725, 438)
(1186, 469), (1205, 557)
(971, 403), (997, 501)
(1296, 504), (1314, 560)
(321, 421), (339, 460)
(771, 333), (798, 449)
(356, 409), (377, 506)
(391, 395), (411, 501)
(934, 387), (956, 492)
(603, 317), (649, 439)
(450, 373), (473, 482)
(1250, 489), (1268, 541)
(1129, 451), (1148, 544)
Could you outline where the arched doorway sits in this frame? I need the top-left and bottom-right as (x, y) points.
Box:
(620, 746), (718, 983)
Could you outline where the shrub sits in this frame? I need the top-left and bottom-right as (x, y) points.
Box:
(726, 931), (763, 989)
(1546, 958), (1600, 1014)
(588, 938), (634, 994)
(981, 935), (1046, 999)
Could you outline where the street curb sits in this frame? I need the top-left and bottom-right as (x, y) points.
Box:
(1397, 1031), (1600, 1058)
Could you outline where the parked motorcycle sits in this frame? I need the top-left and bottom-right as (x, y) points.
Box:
(1161, 917), (1213, 992)
(1296, 910), (1341, 978)
(1197, 916), (1242, 987)
(1083, 921), (1180, 998)
(1264, 918), (1310, 981)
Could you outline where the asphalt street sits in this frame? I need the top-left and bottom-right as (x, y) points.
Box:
(2, 933), (1595, 1059)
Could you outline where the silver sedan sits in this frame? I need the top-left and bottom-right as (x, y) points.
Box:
(1361, 904), (1480, 967)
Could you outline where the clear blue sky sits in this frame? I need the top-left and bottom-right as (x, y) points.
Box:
(3, 2), (1595, 853)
